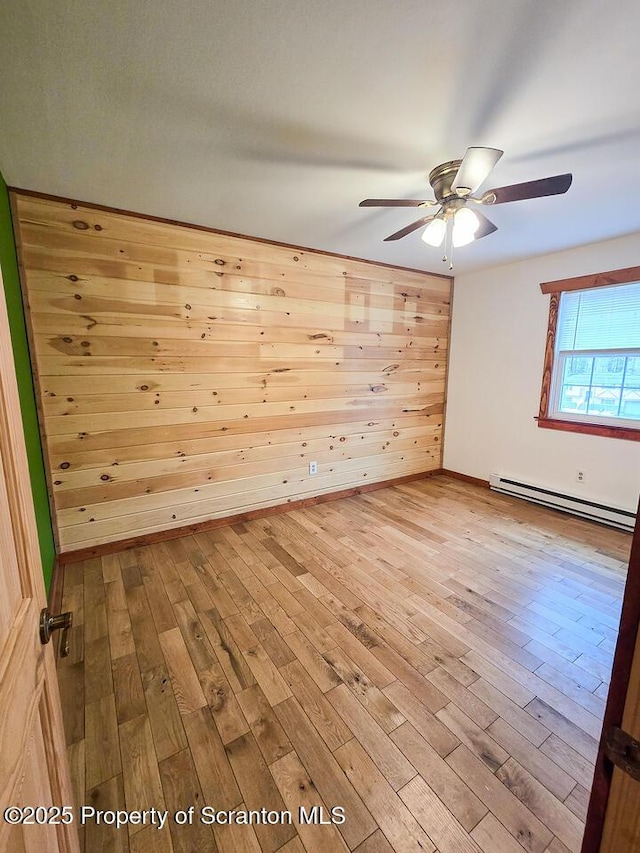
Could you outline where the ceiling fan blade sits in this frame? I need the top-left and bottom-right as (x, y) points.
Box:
(473, 210), (498, 240)
(383, 215), (436, 242)
(359, 198), (436, 207)
(483, 173), (573, 204)
(451, 147), (503, 195)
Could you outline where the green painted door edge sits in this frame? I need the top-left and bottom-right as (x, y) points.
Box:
(0, 176), (56, 591)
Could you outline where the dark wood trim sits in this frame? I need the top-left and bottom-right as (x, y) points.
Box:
(440, 469), (490, 488)
(47, 556), (64, 611)
(9, 187), (453, 282)
(536, 417), (640, 442)
(538, 292), (559, 419)
(582, 496), (640, 853)
(540, 265), (640, 295)
(57, 469), (442, 564)
(47, 556), (64, 659)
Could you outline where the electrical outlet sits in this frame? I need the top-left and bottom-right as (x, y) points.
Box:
(309, 461), (318, 475)
(576, 470), (586, 483)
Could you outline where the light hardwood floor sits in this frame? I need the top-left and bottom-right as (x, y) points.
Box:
(57, 475), (631, 853)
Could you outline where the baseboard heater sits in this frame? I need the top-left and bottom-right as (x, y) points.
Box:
(489, 474), (635, 532)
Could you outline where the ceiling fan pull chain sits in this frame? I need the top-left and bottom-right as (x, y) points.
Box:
(442, 217), (453, 267)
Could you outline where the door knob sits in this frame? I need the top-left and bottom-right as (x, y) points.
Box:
(40, 608), (73, 657)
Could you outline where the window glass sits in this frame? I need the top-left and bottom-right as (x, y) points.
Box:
(552, 282), (640, 428)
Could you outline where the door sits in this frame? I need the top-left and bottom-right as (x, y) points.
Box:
(0, 268), (79, 851)
(582, 500), (640, 852)
(600, 626), (640, 849)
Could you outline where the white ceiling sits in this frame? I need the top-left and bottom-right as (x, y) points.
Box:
(2, 0), (640, 275)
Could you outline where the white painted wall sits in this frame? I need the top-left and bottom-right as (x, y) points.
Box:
(444, 233), (640, 513)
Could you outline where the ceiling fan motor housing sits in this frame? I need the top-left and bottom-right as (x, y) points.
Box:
(428, 160), (464, 203)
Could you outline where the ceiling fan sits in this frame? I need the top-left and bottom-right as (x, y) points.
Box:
(359, 147), (572, 266)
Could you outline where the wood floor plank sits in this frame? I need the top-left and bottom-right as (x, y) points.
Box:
(112, 651), (146, 724)
(84, 634), (113, 704)
(355, 602), (432, 658)
(390, 721), (487, 832)
(374, 643), (449, 713)
(251, 616), (297, 666)
(275, 697), (376, 849)
(335, 738), (436, 853)
(129, 822), (175, 853)
(271, 750), (349, 852)
(533, 662), (606, 717)
(119, 713), (165, 835)
(143, 574), (177, 635)
(141, 663), (188, 760)
(326, 621), (396, 688)
(199, 608), (256, 694)
(101, 553), (122, 584)
(84, 774), (127, 853)
(224, 731), (297, 853)
(259, 593), (298, 636)
(291, 609), (337, 654)
(159, 626), (208, 715)
(293, 585), (335, 627)
(183, 706), (242, 810)
(126, 583), (165, 672)
(85, 693), (121, 789)
(538, 734), (595, 787)
(225, 613), (293, 705)
(172, 598), (248, 740)
(544, 839), (573, 853)
(236, 683), (292, 764)
(435, 702), (509, 772)
(446, 745), (554, 853)
(159, 748), (218, 852)
(200, 565), (240, 617)
(210, 804), (263, 853)
(280, 659), (353, 751)
(105, 576), (135, 659)
(84, 557), (109, 643)
(468, 679), (550, 748)
(564, 784), (590, 822)
(383, 681), (459, 757)
(523, 637), (602, 691)
(462, 650), (536, 708)
(471, 812), (529, 853)
(353, 829), (395, 852)
(398, 774), (483, 852)
(284, 628), (342, 692)
(323, 645), (406, 733)
(327, 683), (416, 791)
(487, 718), (576, 800)
(428, 667), (497, 728)
(525, 698), (599, 763)
(496, 757), (584, 852)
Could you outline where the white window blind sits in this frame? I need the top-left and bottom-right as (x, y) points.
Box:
(557, 281), (640, 352)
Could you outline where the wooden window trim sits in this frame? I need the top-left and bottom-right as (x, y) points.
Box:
(536, 416), (640, 442)
(540, 264), (640, 295)
(537, 268), (640, 441)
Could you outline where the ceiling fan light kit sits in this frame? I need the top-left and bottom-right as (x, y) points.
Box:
(452, 207), (480, 247)
(421, 216), (446, 247)
(360, 146), (572, 268)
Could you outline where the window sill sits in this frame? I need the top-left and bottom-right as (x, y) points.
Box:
(536, 416), (640, 442)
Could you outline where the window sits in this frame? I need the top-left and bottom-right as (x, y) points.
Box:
(538, 267), (640, 441)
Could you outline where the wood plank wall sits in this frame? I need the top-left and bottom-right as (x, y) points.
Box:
(11, 194), (451, 553)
